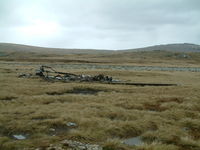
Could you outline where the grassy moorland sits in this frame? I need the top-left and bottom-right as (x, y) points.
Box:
(0, 49), (200, 150)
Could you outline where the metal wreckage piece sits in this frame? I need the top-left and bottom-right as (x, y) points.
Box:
(35, 65), (113, 82)
(19, 65), (177, 86)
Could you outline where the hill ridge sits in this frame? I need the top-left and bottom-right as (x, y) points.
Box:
(0, 42), (200, 53)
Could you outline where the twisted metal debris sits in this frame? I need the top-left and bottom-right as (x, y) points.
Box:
(35, 65), (113, 82)
(18, 65), (177, 86)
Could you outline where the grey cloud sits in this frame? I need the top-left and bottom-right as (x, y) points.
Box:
(95, 0), (200, 28)
(0, 0), (199, 49)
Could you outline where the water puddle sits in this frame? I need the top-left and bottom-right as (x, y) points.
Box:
(49, 122), (78, 136)
(123, 136), (143, 146)
(12, 134), (27, 140)
(0, 52), (8, 57)
(66, 122), (77, 127)
(182, 127), (189, 131)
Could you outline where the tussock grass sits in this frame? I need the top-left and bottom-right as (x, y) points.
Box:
(0, 61), (200, 150)
(103, 139), (128, 150)
(137, 142), (179, 150)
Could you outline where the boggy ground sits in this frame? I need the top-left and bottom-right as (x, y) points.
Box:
(0, 61), (200, 150)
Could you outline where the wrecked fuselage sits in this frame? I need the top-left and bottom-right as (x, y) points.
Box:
(35, 65), (113, 82)
(19, 65), (177, 86)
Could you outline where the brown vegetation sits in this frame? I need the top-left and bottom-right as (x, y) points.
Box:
(0, 50), (200, 150)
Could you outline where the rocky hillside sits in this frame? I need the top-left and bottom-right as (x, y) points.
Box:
(0, 43), (112, 54)
(122, 43), (200, 52)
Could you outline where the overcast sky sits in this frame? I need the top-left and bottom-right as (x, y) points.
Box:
(0, 0), (200, 49)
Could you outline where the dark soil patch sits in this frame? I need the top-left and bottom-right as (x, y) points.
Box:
(0, 126), (10, 136)
(46, 91), (64, 95)
(31, 115), (56, 121)
(157, 97), (184, 104)
(0, 96), (17, 101)
(143, 103), (167, 112)
(67, 88), (103, 95)
(46, 88), (106, 96)
(0, 68), (13, 73)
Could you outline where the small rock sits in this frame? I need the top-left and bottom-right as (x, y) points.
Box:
(46, 144), (64, 150)
(49, 128), (56, 132)
(61, 140), (102, 150)
(77, 145), (87, 150)
(86, 144), (102, 150)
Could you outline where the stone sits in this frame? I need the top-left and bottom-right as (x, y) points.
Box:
(49, 128), (56, 132)
(86, 144), (102, 150)
(61, 140), (102, 150)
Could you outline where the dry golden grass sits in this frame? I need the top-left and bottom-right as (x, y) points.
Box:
(0, 56), (200, 150)
(1, 49), (200, 66)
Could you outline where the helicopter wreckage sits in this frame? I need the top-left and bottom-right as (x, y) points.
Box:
(18, 65), (177, 86)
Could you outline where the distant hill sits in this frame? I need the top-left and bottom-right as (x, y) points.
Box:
(0, 43), (200, 54)
(121, 43), (200, 52)
(1, 42), (200, 64)
(0, 43), (112, 54)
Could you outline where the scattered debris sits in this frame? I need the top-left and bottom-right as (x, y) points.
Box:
(18, 73), (32, 78)
(13, 134), (27, 140)
(35, 65), (112, 83)
(66, 122), (78, 127)
(18, 65), (178, 86)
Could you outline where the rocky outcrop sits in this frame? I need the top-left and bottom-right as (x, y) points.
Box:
(36, 140), (102, 150)
(61, 140), (102, 150)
